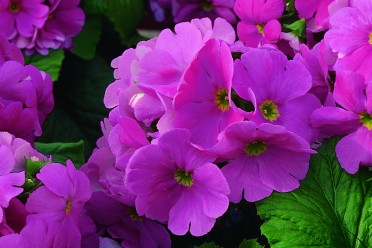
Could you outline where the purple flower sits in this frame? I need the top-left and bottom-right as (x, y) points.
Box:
(234, 0), (284, 47)
(294, 40), (337, 104)
(138, 19), (235, 98)
(172, 0), (236, 24)
(125, 129), (230, 236)
(210, 121), (315, 202)
(0, 61), (54, 142)
(311, 71), (372, 174)
(85, 192), (171, 248)
(0, 0), (48, 39)
(233, 48), (320, 143)
(325, 0), (372, 80)
(0, 34), (23, 66)
(20, 0), (85, 55)
(26, 161), (91, 247)
(174, 39), (242, 148)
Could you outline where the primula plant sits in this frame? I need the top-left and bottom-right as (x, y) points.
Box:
(0, 0), (371, 247)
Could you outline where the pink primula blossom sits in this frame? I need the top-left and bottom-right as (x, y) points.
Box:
(26, 161), (91, 247)
(233, 48), (320, 143)
(325, 0), (372, 80)
(174, 39), (243, 148)
(126, 129), (230, 236)
(234, 0), (284, 47)
(210, 121), (315, 202)
(311, 71), (372, 174)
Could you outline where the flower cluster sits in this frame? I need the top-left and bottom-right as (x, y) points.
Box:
(150, 0), (236, 24)
(0, 34), (54, 142)
(0, 0), (84, 55)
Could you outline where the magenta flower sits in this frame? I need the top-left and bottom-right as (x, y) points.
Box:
(311, 71), (372, 174)
(0, 61), (54, 142)
(172, 0), (236, 24)
(294, 40), (337, 104)
(0, 34), (23, 66)
(0, 147), (24, 225)
(86, 192), (171, 248)
(174, 39), (242, 148)
(234, 0), (284, 47)
(26, 161), (91, 247)
(138, 19), (235, 98)
(20, 0), (85, 55)
(233, 48), (320, 143)
(0, 0), (48, 39)
(325, 0), (372, 80)
(210, 121), (315, 202)
(126, 129), (230, 236)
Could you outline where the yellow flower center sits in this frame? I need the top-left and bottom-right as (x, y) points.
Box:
(200, 2), (213, 11)
(257, 24), (264, 36)
(174, 169), (193, 187)
(245, 141), (267, 156)
(259, 100), (280, 121)
(128, 207), (142, 221)
(65, 199), (72, 214)
(359, 112), (372, 130)
(9, 3), (20, 13)
(214, 88), (229, 111)
(369, 33), (372, 45)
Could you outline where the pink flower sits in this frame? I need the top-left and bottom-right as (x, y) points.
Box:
(234, 0), (284, 47)
(0, 0), (48, 39)
(172, 0), (236, 24)
(210, 121), (315, 202)
(325, 0), (372, 80)
(126, 129), (230, 236)
(26, 161), (92, 247)
(311, 71), (372, 174)
(174, 39), (243, 148)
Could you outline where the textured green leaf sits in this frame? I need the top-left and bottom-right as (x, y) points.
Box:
(73, 16), (102, 60)
(37, 55), (112, 158)
(239, 239), (264, 248)
(24, 49), (65, 81)
(256, 137), (372, 248)
(83, 0), (144, 43)
(35, 140), (85, 168)
(196, 242), (222, 248)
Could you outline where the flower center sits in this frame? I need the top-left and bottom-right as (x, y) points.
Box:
(200, 1), (213, 11)
(359, 112), (372, 130)
(174, 169), (193, 187)
(369, 33), (372, 45)
(9, 2), (20, 13)
(214, 88), (229, 111)
(245, 141), (267, 156)
(257, 24), (264, 36)
(65, 199), (72, 214)
(259, 100), (279, 121)
(128, 207), (142, 221)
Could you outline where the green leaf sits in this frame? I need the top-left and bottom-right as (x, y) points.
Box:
(239, 239), (264, 248)
(195, 242), (222, 248)
(83, 0), (144, 43)
(37, 55), (113, 158)
(24, 49), (65, 81)
(283, 18), (306, 38)
(73, 16), (102, 60)
(35, 140), (85, 168)
(256, 137), (372, 248)
(23, 159), (51, 193)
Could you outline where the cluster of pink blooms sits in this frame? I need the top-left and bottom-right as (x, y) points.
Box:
(0, 34), (54, 143)
(0, 0), (84, 55)
(151, 0), (236, 24)
(0, 0), (372, 247)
